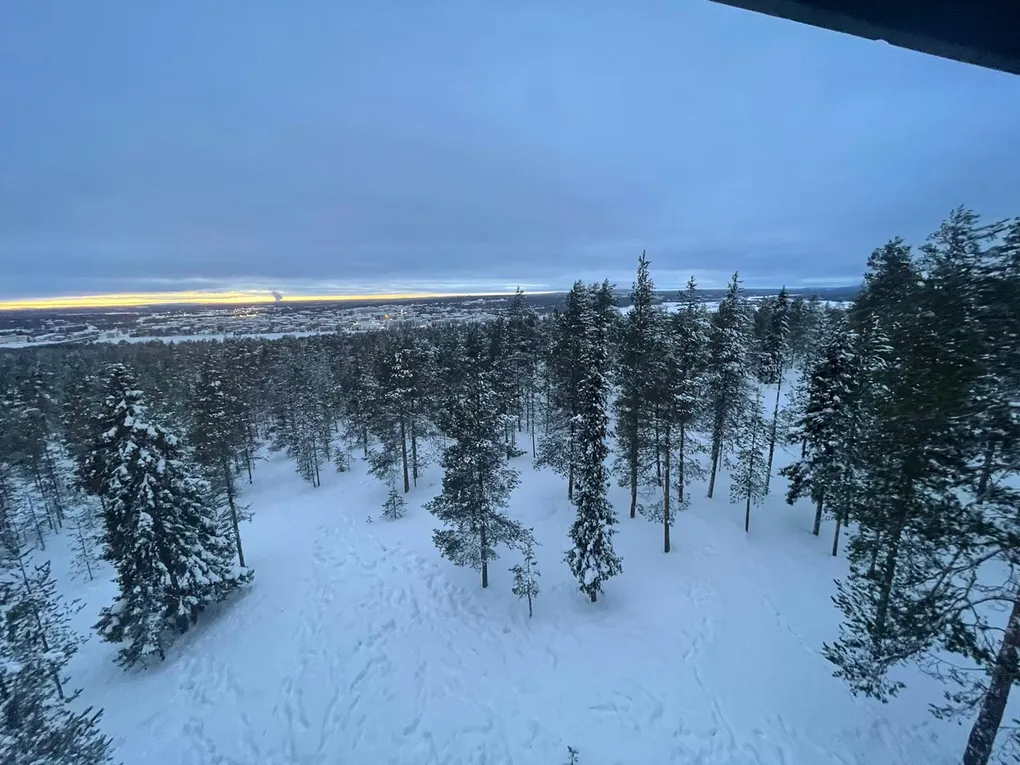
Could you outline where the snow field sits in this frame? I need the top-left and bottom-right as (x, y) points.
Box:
(50, 442), (960, 765)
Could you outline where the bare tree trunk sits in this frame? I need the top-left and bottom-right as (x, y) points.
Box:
(812, 493), (824, 536)
(961, 591), (1020, 765)
(831, 507), (843, 557)
(663, 428), (671, 554)
(629, 427), (639, 519)
(78, 527), (94, 580)
(479, 486), (489, 589)
(411, 418), (419, 487)
(708, 433), (721, 499)
(765, 376), (783, 494)
(677, 424), (686, 509)
(223, 457), (245, 568)
(400, 417), (410, 493)
(977, 441), (996, 501)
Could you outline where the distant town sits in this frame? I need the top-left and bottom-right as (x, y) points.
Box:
(0, 286), (858, 349)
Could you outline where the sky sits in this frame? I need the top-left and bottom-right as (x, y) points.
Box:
(2, 1), (1020, 303)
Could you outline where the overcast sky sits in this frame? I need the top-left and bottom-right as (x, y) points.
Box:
(2, 1), (1019, 299)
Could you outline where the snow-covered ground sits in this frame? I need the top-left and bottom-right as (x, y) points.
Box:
(46, 439), (961, 765)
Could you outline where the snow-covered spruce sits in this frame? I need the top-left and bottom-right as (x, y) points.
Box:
(509, 530), (540, 618)
(564, 282), (622, 603)
(1, 555), (114, 764)
(91, 364), (254, 668)
(427, 326), (525, 589)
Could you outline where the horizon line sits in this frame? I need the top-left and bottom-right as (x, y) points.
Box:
(0, 289), (563, 312)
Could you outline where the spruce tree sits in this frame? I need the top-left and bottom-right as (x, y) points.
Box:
(644, 277), (710, 552)
(781, 316), (881, 553)
(189, 354), (250, 567)
(510, 531), (540, 618)
(728, 388), (770, 533)
(613, 252), (662, 519)
(536, 282), (589, 498)
(705, 273), (752, 499)
(1, 556), (114, 764)
(381, 485), (407, 521)
(565, 284), (622, 602)
(760, 286), (791, 492)
(91, 364), (253, 668)
(427, 327), (525, 589)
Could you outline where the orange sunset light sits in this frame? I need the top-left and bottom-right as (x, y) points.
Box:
(0, 290), (553, 312)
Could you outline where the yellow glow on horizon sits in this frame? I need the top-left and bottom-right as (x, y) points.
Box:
(0, 289), (553, 312)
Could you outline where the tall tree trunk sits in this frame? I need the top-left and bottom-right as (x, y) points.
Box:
(962, 592), (1020, 765)
(765, 376), (783, 494)
(745, 418), (759, 533)
(663, 424), (671, 553)
(479, 506), (489, 589)
(654, 413), (662, 486)
(411, 418), (419, 487)
(629, 422), (639, 518)
(831, 506), (843, 557)
(812, 492), (824, 536)
(400, 417), (410, 493)
(874, 520), (906, 642)
(977, 441), (996, 501)
(77, 527), (93, 580)
(677, 424), (686, 509)
(708, 430), (721, 499)
(223, 457), (246, 568)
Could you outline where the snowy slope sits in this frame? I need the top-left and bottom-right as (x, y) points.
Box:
(47, 440), (962, 765)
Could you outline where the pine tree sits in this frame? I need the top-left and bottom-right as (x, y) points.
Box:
(566, 284), (622, 602)
(705, 273), (752, 499)
(427, 328), (525, 589)
(91, 364), (253, 668)
(536, 282), (590, 499)
(613, 252), (662, 519)
(759, 287), (791, 492)
(510, 531), (540, 618)
(189, 354), (250, 567)
(728, 388), (770, 533)
(381, 485), (407, 521)
(503, 287), (542, 454)
(0, 556), (114, 764)
(781, 316), (883, 553)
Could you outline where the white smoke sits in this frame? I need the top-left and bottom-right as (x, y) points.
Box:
(271, 290), (283, 303)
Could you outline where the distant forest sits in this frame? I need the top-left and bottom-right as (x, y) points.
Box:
(1, 207), (1018, 765)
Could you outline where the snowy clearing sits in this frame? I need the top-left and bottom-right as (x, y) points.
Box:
(48, 443), (959, 765)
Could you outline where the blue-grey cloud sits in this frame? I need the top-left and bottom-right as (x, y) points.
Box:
(2, 0), (1019, 297)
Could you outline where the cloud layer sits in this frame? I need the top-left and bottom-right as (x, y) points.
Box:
(2, 1), (1019, 298)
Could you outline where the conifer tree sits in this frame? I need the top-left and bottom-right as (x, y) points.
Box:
(729, 389), (770, 533)
(644, 277), (710, 552)
(381, 485), (407, 521)
(613, 252), (662, 519)
(781, 315), (883, 553)
(427, 328), (525, 588)
(705, 273), (752, 498)
(91, 364), (253, 668)
(760, 287), (791, 491)
(565, 284), (622, 602)
(536, 282), (590, 498)
(189, 354), (250, 567)
(504, 287), (542, 454)
(510, 531), (540, 618)
(0, 555), (114, 764)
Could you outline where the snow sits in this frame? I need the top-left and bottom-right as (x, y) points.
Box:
(45, 439), (963, 764)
